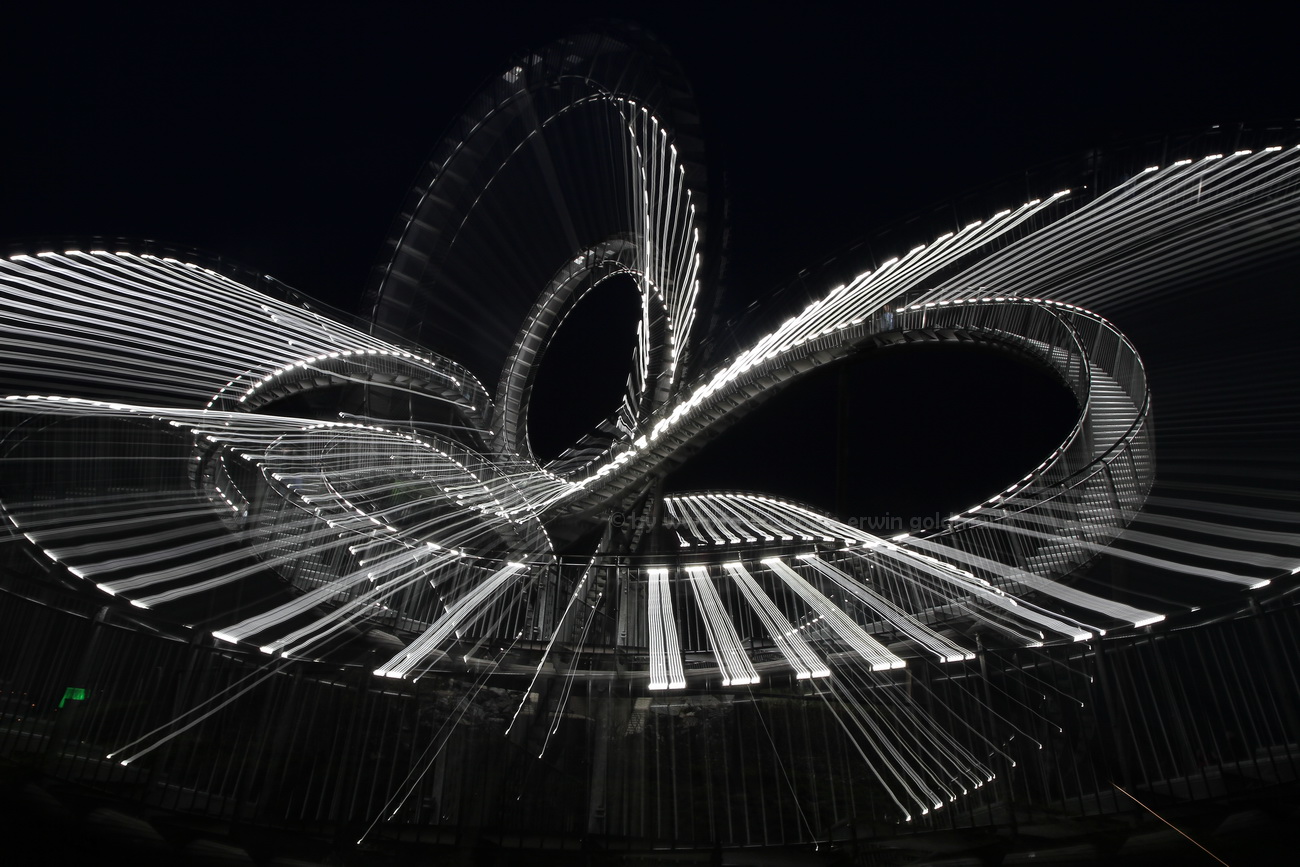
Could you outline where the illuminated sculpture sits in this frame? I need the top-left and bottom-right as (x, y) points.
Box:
(3, 27), (1299, 853)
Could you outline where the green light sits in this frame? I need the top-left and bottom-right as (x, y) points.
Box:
(58, 687), (87, 708)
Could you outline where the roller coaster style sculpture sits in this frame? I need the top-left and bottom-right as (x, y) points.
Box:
(3, 27), (1300, 856)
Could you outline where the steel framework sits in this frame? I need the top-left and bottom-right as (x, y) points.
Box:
(3, 26), (1300, 861)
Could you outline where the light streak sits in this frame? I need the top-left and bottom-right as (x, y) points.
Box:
(723, 562), (828, 679)
(761, 558), (904, 670)
(685, 566), (759, 685)
(3, 39), (1299, 837)
(373, 562), (527, 679)
(646, 567), (686, 689)
(1112, 783), (1232, 866)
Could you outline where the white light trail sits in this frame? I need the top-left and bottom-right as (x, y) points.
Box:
(794, 554), (974, 663)
(723, 562), (829, 679)
(761, 558), (904, 670)
(646, 567), (686, 689)
(685, 566), (759, 685)
(373, 561), (527, 679)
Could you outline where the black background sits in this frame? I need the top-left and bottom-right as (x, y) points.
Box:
(2, 1), (1293, 522)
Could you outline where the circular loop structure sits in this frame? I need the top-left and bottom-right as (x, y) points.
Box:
(4, 26), (1300, 859)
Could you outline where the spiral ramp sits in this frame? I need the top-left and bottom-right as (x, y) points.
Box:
(3, 26), (1300, 860)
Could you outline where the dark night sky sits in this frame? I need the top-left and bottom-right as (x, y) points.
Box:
(2, 1), (1294, 522)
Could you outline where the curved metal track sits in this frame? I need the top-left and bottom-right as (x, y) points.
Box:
(4, 29), (1300, 834)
